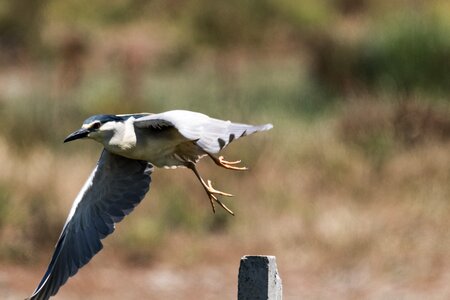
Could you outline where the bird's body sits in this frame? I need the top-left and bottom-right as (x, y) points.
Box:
(87, 110), (271, 168)
(29, 109), (272, 300)
(93, 112), (202, 167)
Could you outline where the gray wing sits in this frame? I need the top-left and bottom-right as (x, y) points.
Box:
(134, 118), (174, 130)
(29, 150), (153, 300)
(134, 110), (273, 153)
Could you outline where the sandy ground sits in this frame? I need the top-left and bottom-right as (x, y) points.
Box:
(3, 256), (449, 300)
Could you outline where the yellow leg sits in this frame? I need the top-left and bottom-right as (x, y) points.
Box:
(187, 162), (235, 216)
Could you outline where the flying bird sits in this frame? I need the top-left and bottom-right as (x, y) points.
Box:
(28, 109), (272, 299)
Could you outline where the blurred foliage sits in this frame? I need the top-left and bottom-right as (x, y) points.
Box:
(272, 0), (337, 29)
(357, 14), (450, 95)
(182, 0), (277, 48)
(1, 0), (448, 99)
(0, 0), (47, 61)
(0, 4), (450, 298)
(393, 100), (450, 145)
(114, 217), (164, 265)
(338, 100), (395, 170)
(45, 0), (146, 26)
(338, 98), (450, 171)
(0, 184), (10, 229)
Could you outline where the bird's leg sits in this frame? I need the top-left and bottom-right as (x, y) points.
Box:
(186, 162), (235, 216)
(207, 154), (248, 171)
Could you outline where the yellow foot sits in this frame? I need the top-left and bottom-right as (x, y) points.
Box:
(204, 179), (235, 216)
(216, 156), (248, 171)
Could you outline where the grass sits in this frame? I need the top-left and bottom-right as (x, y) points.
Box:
(1, 2), (450, 298)
(0, 54), (449, 299)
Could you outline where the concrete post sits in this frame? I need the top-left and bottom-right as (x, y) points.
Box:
(237, 255), (282, 300)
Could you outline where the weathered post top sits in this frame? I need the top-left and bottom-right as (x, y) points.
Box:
(238, 255), (283, 300)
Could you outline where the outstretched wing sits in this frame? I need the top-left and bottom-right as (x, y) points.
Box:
(29, 150), (153, 300)
(134, 110), (273, 153)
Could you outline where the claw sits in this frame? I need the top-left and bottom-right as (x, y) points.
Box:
(214, 198), (235, 216)
(187, 162), (235, 215)
(219, 156), (241, 165)
(210, 155), (248, 171)
(218, 156), (248, 170)
(208, 193), (216, 214)
(206, 180), (234, 197)
(203, 179), (235, 215)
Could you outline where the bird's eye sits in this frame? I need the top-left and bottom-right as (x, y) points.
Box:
(91, 122), (101, 130)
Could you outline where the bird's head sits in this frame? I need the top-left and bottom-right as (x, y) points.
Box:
(64, 114), (124, 143)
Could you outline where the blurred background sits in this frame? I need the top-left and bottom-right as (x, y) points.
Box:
(0, 0), (449, 299)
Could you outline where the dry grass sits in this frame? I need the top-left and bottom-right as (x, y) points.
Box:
(1, 100), (449, 298)
(1, 2), (449, 298)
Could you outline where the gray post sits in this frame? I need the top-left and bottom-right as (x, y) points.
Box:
(238, 255), (282, 300)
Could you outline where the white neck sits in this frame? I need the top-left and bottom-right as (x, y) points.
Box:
(94, 118), (137, 152)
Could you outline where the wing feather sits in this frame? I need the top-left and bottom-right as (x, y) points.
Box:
(29, 150), (152, 300)
(134, 110), (273, 153)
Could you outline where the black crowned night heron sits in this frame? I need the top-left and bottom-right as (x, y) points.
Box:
(28, 109), (272, 300)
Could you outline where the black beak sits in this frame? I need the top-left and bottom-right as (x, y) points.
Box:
(64, 128), (90, 143)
